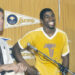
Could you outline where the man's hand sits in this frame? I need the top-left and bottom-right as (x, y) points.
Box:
(62, 54), (69, 75)
(0, 63), (19, 72)
(17, 63), (27, 73)
(0, 63), (27, 73)
(17, 62), (39, 75)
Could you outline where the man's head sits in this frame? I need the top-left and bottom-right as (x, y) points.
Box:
(0, 8), (4, 34)
(40, 8), (56, 29)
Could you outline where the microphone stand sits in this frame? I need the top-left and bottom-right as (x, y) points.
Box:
(27, 43), (75, 75)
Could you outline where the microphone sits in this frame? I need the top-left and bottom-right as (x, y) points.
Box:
(27, 43), (38, 52)
(27, 43), (75, 75)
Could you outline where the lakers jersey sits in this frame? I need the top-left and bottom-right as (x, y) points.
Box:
(18, 27), (70, 75)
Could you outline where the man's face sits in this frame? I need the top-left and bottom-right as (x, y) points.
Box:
(0, 12), (4, 32)
(42, 11), (56, 29)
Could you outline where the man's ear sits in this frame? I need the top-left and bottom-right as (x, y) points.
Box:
(40, 19), (43, 26)
(40, 19), (43, 24)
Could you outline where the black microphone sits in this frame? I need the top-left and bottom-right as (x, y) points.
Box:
(27, 43), (75, 75)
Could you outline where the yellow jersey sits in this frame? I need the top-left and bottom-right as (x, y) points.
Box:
(18, 27), (70, 75)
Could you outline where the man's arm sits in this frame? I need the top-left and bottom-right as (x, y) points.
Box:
(12, 42), (39, 75)
(62, 54), (69, 75)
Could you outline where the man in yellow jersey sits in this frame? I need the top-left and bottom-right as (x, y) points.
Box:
(12, 8), (69, 75)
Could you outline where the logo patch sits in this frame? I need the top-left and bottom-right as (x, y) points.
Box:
(7, 14), (18, 25)
(44, 44), (56, 57)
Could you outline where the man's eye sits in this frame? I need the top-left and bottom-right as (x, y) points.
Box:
(51, 14), (54, 17)
(44, 15), (55, 18)
(45, 16), (49, 18)
(44, 16), (50, 18)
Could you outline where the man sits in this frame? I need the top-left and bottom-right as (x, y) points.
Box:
(12, 8), (69, 75)
(0, 8), (27, 75)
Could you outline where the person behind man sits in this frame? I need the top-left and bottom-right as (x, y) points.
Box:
(12, 8), (69, 75)
(0, 8), (27, 75)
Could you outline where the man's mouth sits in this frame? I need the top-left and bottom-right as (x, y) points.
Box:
(48, 21), (55, 26)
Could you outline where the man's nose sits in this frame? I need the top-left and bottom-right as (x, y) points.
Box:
(49, 17), (55, 21)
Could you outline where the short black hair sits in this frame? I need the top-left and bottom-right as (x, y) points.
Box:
(40, 8), (53, 20)
(0, 8), (4, 14)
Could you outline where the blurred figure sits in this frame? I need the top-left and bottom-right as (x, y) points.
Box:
(0, 8), (27, 75)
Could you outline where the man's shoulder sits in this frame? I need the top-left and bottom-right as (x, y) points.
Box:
(57, 28), (67, 36)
